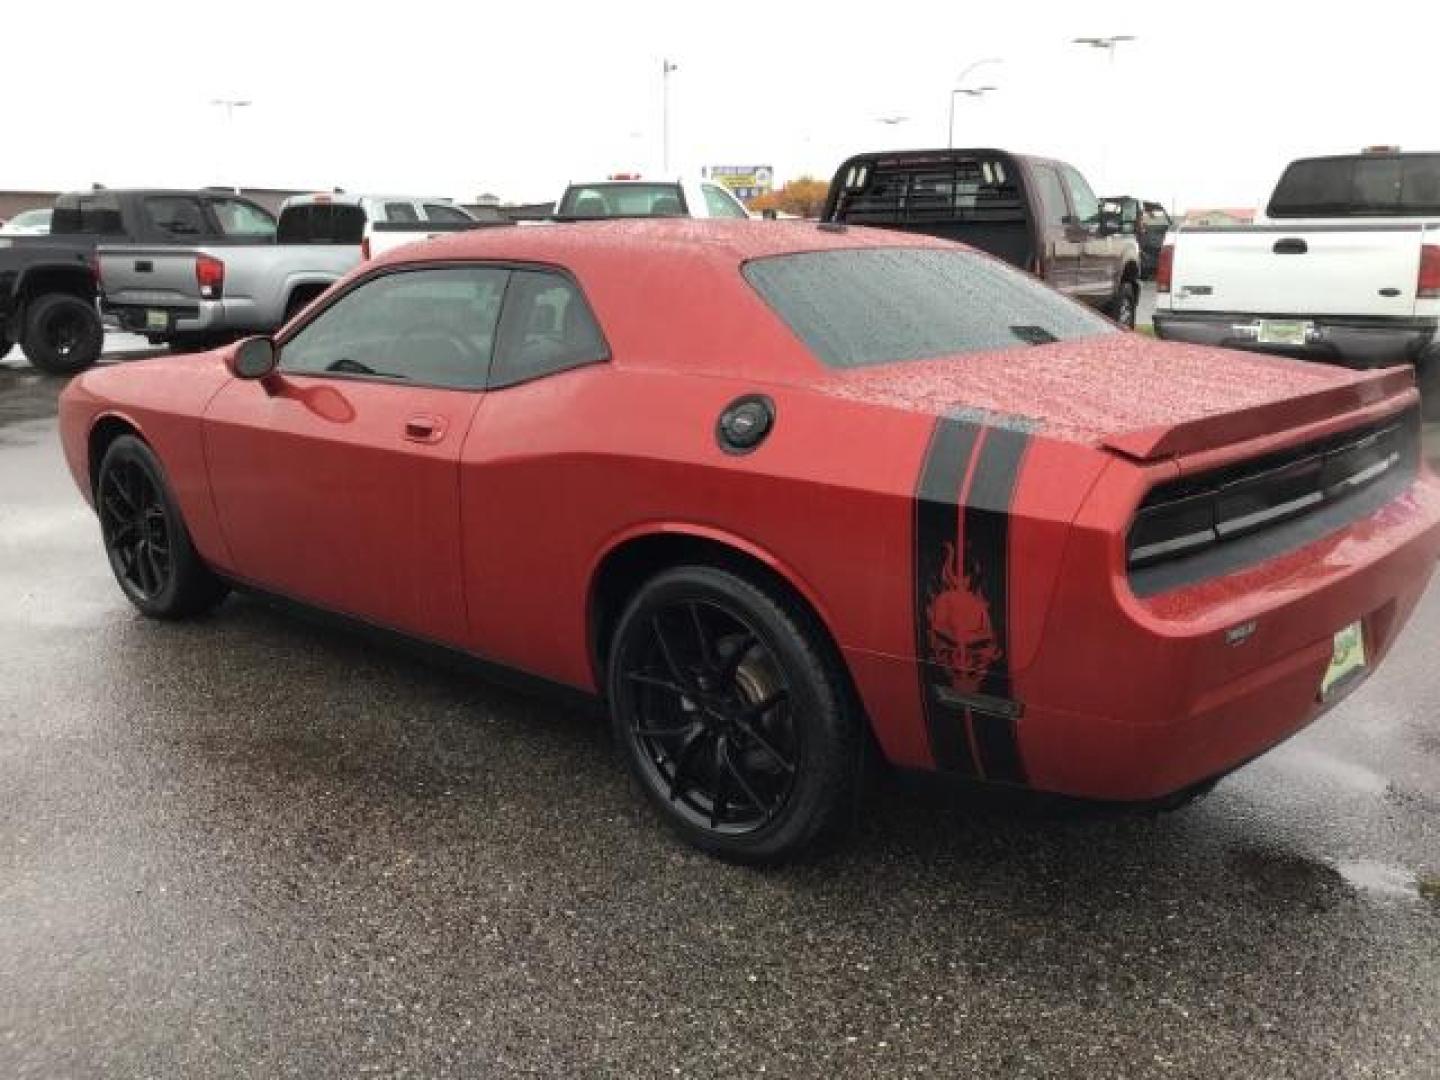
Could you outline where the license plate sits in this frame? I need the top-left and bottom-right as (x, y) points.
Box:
(1320, 621), (1367, 700)
(145, 309), (169, 331)
(1257, 319), (1310, 346)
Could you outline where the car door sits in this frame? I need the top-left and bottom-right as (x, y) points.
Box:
(1058, 166), (1116, 303)
(203, 264), (508, 646)
(1028, 164), (1079, 295)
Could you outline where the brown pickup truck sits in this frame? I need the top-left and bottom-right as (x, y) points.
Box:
(821, 148), (1142, 327)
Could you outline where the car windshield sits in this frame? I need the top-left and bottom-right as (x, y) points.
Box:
(743, 247), (1116, 369)
(558, 183), (686, 219)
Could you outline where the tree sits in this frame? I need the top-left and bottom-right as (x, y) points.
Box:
(748, 177), (830, 219)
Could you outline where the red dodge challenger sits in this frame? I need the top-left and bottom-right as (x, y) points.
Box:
(60, 220), (1440, 862)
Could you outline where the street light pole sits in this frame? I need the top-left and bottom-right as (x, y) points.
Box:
(210, 98), (251, 191)
(661, 60), (678, 174)
(946, 57), (1001, 149)
(1070, 36), (1135, 188)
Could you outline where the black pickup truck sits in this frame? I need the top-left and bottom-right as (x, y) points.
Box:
(0, 188), (275, 374)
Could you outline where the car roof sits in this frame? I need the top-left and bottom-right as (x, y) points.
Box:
(365, 220), (957, 383)
(375, 218), (951, 269)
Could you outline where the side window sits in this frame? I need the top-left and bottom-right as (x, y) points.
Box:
(424, 203), (473, 223)
(51, 195), (124, 235)
(702, 184), (749, 219)
(1031, 166), (1069, 229)
(280, 266), (509, 390)
(489, 271), (607, 389)
(1118, 199), (1138, 226)
(384, 202), (421, 223)
(1060, 166), (1101, 225)
(144, 196), (207, 238)
(208, 198), (276, 238)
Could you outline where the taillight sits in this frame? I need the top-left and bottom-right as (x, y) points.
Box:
(1418, 244), (1440, 299)
(195, 254), (225, 300)
(360, 235), (371, 261)
(1156, 244), (1174, 294)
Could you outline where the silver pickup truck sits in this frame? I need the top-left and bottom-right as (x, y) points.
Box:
(97, 193), (494, 346)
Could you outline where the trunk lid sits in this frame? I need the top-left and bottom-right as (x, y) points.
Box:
(817, 333), (1415, 459)
(1169, 225), (1428, 317)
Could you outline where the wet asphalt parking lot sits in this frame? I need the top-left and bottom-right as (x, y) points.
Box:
(2, 334), (1439, 1079)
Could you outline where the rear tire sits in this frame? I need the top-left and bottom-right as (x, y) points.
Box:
(22, 293), (103, 375)
(607, 565), (862, 864)
(96, 435), (229, 619)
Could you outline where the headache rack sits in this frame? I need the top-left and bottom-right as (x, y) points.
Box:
(1127, 409), (1420, 597)
(833, 156), (1026, 225)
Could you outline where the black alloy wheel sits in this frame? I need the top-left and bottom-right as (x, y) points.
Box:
(22, 293), (104, 374)
(99, 455), (172, 602)
(608, 566), (861, 863)
(95, 436), (229, 619)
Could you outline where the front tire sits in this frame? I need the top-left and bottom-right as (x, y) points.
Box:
(1109, 277), (1139, 330)
(607, 566), (862, 864)
(22, 293), (103, 375)
(96, 435), (228, 619)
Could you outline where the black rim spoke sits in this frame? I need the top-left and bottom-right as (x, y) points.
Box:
(624, 598), (799, 836)
(102, 462), (171, 600)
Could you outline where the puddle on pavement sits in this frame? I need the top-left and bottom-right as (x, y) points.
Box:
(1228, 848), (1438, 911)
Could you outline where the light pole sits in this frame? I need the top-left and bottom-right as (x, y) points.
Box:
(210, 98), (251, 190)
(661, 60), (678, 174)
(946, 58), (1001, 149)
(1071, 36), (1135, 188)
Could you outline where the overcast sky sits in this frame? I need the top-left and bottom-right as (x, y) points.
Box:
(6, 1), (1436, 210)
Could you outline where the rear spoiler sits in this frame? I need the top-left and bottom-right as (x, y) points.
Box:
(1102, 366), (1418, 463)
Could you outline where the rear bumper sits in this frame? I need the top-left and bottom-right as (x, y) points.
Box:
(1153, 309), (1437, 369)
(104, 298), (265, 338)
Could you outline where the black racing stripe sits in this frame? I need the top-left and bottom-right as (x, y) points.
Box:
(960, 425), (1032, 784)
(913, 414), (982, 776)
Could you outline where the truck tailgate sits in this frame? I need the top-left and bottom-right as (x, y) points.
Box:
(1170, 225), (1428, 317)
(97, 247), (204, 307)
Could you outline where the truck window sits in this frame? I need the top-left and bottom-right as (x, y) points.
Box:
(424, 204), (473, 223)
(384, 202), (421, 223)
(558, 184), (687, 219)
(1059, 167), (1100, 226)
(1268, 154), (1440, 217)
(50, 194), (124, 236)
(744, 248), (1114, 369)
(832, 156), (1022, 224)
(208, 198), (276, 238)
(144, 196), (207, 238)
(277, 203), (367, 244)
(702, 184), (749, 219)
(1031, 167), (1069, 229)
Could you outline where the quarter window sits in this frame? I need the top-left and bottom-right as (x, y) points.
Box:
(384, 202), (421, 223)
(280, 266), (509, 389)
(489, 271), (607, 388)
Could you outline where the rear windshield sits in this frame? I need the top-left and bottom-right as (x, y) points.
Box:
(1268, 154), (1440, 217)
(743, 247), (1114, 369)
(829, 157), (1025, 225)
(276, 202), (367, 244)
(558, 183), (687, 219)
(51, 194), (124, 236)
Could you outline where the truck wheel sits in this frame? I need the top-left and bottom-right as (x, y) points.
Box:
(1109, 279), (1139, 330)
(22, 294), (104, 375)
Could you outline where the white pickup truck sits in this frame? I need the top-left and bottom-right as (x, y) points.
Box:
(1154, 150), (1440, 417)
(98, 193), (497, 347)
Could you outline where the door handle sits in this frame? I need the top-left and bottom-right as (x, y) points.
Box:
(403, 414), (446, 443)
(1272, 238), (1308, 254)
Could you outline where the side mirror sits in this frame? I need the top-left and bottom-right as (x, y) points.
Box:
(1096, 211), (1122, 237)
(228, 336), (277, 379)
